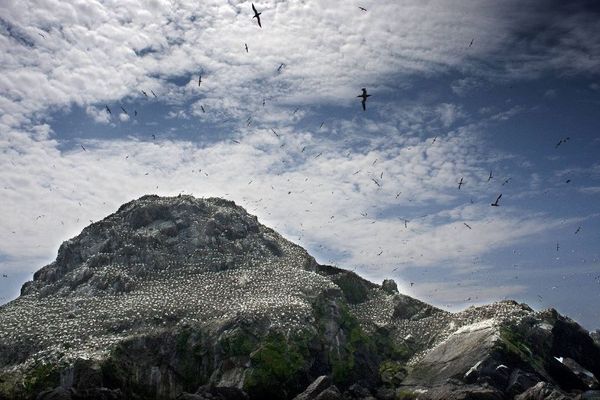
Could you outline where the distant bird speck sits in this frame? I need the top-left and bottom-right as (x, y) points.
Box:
(469, 38), (474, 47)
(359, 6), (367, 12)
(491, 193), (502, 207)
(357, 88), (371, 111)
(252, 3), (262, 28)
(464, 223), (472, 229)
(105, 105), (111, 114)
(575, 226), (581, 234)
(245, 43), (248, 52)
(81, 145), (87, 152)
(487, 170), (493, 182)
(458, 177), (465, 189)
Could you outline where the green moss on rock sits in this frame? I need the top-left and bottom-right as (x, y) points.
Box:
(244, 331), (312, 400)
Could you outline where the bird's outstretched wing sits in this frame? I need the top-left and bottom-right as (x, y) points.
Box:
(252, 3), (257, 13)
(257, 15), (262, 27)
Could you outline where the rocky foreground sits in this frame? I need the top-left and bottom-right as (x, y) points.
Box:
(0, 195), (599, 400)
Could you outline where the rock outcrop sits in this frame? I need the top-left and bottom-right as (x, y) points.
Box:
(0, 195), (598, 400)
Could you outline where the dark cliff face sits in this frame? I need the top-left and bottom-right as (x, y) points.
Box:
(0, 195), (598, 400)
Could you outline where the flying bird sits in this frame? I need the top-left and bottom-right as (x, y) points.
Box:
(245, 43), (248, 52)
(231, 139), (240, 144)
(432, 136), (437, 144)
(458, 177), (465, 189)
(502, 177), (511, 186)
(314, 152), (322, 159)
(198, 75), (202, 87)
(152, 134), (156, 140)
(556, 242), (560, 252)
(469, 38), (474, 47)
(252, 3), (262, 28)
(575, 226), (581, 234)
(277, 63), (285, 72)
(200, 105), (205, 113)
(151, 90), (158, 97)
(371, 178), (381, 187)
(464, 223), (472, 229)
(120, 106), (128, 115)
(271, 128), (279, 137)
(81, 144), (87, 152)
(491, 193), (502, 207)
(555, 137), (570, 148)
(141, 90), (148, 97)
(358, 6), (367, 11)
(319, 121), (325, 129)
(105, 105), (111, 114)
(357, 88), (371, 111)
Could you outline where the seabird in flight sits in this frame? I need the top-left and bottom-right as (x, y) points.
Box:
(151, 90), (158, 97)
(359, 6), (367, 11)
(141, 90), (148, 97)
(200, 105), (205, 113)
(252, 3), (262, 28)
(487, 170), (493, 182)
(81, 144), (87, 152)
(105, 105), (111, 114)
(198, 75), (202, 87)
(120, 106), (128, 115)
(245, 43), (248, 52)
(491, 193), (502, 207)
(458, 177), (464, 189)
(357, 88), (371, 111)
(469, 38), (474, 47)
(464, 223), (472, 229)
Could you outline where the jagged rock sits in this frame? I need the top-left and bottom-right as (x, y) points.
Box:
(0, 195), (597, 400)
(315, 386), (342, 400)
(293, 376), (332, 400)
(380, 279), (398, 295)
(506, 369), (542, 397)
(36, 387), (73, 400)
(514, 382), (574, 400)
(582, 391), (600, 400)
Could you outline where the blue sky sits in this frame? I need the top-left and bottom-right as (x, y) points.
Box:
(1, 0), (600, 329)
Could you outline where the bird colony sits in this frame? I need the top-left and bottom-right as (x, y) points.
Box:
(0, 195), (542, 376)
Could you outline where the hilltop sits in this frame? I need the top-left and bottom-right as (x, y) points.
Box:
(0, 195), (598, 400)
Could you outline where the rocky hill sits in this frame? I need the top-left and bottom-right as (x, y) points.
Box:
(0, 195), (598, 400)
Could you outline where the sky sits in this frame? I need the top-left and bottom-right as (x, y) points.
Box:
(1, 0), (600, 329)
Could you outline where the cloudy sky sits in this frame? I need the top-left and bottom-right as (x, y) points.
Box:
(1, 0), (600, 329)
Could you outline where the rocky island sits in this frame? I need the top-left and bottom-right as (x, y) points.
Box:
(0, 195), (598, 400)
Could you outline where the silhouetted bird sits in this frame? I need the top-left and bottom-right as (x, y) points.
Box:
(357, 88), (371, 111)
(151, 90), (158, 97)
(271, 128), (279, 137)
(198, 75), (202, 87)
(487, 170), (493, 182)
(359, 6), (367, 11)
(555, 137), (570, 148)
(105, 105), (111, 114)
(141, 90), (148, 97)
(502, 177), (511, 186)
(371, 178), (381, 187)
(575, 226), (581, 234)
(469, 38), (474, 47)
(200, 105), (205, 113)
(81, 145), (87, 152)
(252, 3), (262, 28)
(319, 121), (325, 129)
(245, 43), (248, 52)
(464, 223), (472, 229)
(491, 193), (502, 207)
(458, 177), (464, 189)
(277, 63), (285, 72)
(120, 106), (128, 115)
